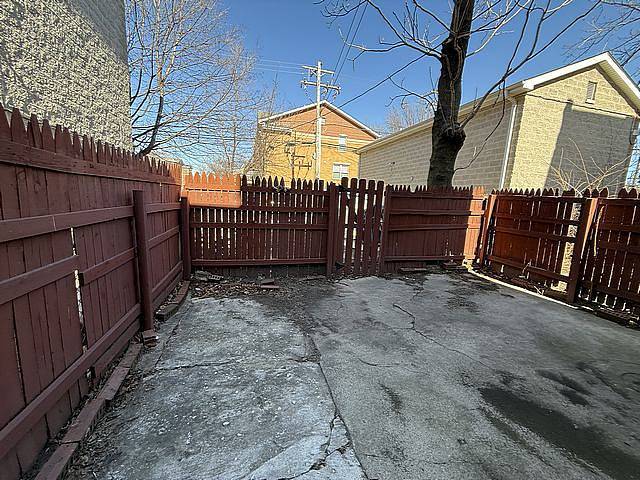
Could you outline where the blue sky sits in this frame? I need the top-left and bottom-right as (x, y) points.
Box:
(222, 0), (602, 131)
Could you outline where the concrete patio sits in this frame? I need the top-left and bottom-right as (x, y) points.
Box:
(67, 272), (640, 480)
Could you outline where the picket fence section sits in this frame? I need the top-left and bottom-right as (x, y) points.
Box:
(479, 189), (584, 286)
(576, 189), (640, 314)
(189, 176), (332, 274)
(0, 106), (183, 479)
(187, 175), (640, 318)
(184, 173), (481, 276)
(478, 187), (640, 316)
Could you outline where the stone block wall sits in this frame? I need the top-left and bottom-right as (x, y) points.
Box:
(0, 0), (131, 148)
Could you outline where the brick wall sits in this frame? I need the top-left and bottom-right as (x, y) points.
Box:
(259, 130), (370, 183)
(255, 104), (376, 183)
(0, 0), (131, 148)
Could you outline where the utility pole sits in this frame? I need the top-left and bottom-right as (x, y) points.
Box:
(301, 61), (340, 179)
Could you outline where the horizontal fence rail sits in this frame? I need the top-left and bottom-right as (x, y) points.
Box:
(185, 174), (485, 276)
(381, 185), (485, 274)
(0, 105), (183, 479)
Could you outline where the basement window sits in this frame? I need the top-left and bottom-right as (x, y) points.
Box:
(586, 81), (597, 103)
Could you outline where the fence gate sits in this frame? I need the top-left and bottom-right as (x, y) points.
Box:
(330, 177), (385, 276)
(480, 189), (584, 286)
(380, 185), (485, 273)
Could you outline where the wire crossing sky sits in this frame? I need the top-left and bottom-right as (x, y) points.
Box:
(223, 0), (631, 131)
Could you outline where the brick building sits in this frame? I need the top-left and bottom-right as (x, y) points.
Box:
(0, 0), (131, 148)
(251, 101), (378, 183)
(359, 53), (640, 191)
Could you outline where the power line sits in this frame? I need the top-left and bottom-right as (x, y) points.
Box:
(338, 54), (426, 109)
(333, 2), (368, 86)
(300, 61), (341, 179)
(332, 3), (360, 79)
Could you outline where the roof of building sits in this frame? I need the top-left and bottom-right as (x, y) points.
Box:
(260, 100), (379, 138)
(358, 52), (640, 154)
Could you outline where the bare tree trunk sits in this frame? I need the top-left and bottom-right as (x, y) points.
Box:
(138, 94), (163, 157)
(427, 0), (475, 187)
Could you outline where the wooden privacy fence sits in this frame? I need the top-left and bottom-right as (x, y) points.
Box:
(381, 185), (484, 274)
(576, 189), (640, 315)
(0, 107), (184, 479)
(189, 176), (332, 273)
(478, 189), (584, 287)
(184, 173), (485, 276)
(187, 176), (640, 317)
(478, 187), (640, 316)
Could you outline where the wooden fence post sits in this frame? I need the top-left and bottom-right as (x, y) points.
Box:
(377, 185), (392, 274)
(325, 183), (338, 277)
(133, 190), (154, 336)
(180, 196), (191, 280)
(476, 194), (497, 266)
(566, 197), (599, 303)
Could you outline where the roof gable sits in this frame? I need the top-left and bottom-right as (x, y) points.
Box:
(510, 52), (640, 111)
(359, 52), (640, 153)
(260, 101), (378, 139)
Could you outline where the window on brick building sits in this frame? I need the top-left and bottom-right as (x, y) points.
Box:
(332, 163), (349, 180)
(338, 134), (347, 152)
(586, 81), (597, 103)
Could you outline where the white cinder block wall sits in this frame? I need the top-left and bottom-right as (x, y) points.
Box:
(0, 0), (132, 148)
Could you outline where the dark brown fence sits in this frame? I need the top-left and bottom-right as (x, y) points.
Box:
(183, 176), (640, 318)
(478, 187), (640, 317)
(479, 189), (584, 286)
(0, 107), (183, 479)
(185, 173), (484, 276)
(576, 189), (640, 314)
(189, 176), (332, 276)
(332, 177), (385, 276)
(380, 185), (484, 274)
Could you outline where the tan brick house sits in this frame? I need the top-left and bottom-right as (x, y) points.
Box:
(0, 0), (131, 148)
(359, 53), (640, 192)
(251, 101), (378, 183)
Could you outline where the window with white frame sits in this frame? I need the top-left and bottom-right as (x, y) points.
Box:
(332, 163), (349, 180)
(586, 81), (597, 103)
(338, 134), (347, 152)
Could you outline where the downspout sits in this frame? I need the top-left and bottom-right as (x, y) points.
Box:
(499, 97), (518, 189)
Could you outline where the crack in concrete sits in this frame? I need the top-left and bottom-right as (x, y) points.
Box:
(305, 332), (371, 480)
(154, 361), (234, 371)
(392, 301), (496, 372)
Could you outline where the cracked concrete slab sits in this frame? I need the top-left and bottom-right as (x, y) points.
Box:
(69, 272), (640, 480)
(266, 273), (640, 480)
(67, 297), (365, 480)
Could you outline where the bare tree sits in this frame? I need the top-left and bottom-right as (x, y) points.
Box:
(550, 138), (631, 192)
(127, 0), (260, 162)
(570, 0), (640, 81)
(245, 80), (284, 177)
(324, 0), (602, 186)
(385, 98), (433, 133)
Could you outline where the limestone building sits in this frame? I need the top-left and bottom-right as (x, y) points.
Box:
(358, 53), (640, 192)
